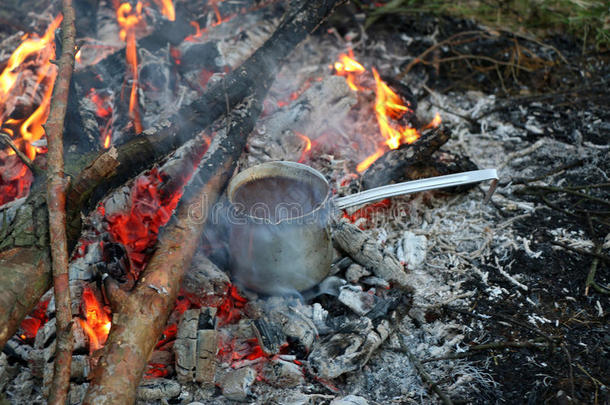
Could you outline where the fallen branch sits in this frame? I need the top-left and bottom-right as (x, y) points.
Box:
(43, 0), (77, 403)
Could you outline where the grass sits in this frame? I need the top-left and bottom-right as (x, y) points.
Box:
(362, 0), (609, 51)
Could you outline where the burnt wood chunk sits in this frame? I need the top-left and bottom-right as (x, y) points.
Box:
(174, 307), (218, 385)
(361, 126), (450, 189)
(331, 219), (409, 287)
(252, 318), (286, 355)
(196, 307), (218, 385)
(174, 309), (199, 383)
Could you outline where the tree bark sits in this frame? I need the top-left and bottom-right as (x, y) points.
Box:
(44, 0), (77, 402)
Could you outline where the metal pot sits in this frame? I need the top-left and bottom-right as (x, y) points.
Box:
(226, 161), (498, 295)
(226, 161), (333, 295)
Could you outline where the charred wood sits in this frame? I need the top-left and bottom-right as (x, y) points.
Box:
(82, 93), (263, 404)
(331, 218), (410, 288)
(360, 126), (450, 189)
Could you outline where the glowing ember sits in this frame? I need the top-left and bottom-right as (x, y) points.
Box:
(78, 287), (112, 353)
(117, 2), (144, 134)
(332, 52), (442, 172)
(216, 285), (248, 326)
(0, 15), (62, 206)
(295, 132), (312, 163)
(19, 299), (50, 341)
(342, 198), (392, 229)
(86, 88), (114, 148)
(104, 167), (184, 280)
(333, 50), (365, 91)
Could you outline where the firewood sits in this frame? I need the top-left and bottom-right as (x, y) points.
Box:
(44, 0), (77, 402)
(331, 218), (410, 288)
(82, 94), (261, 404)
(360, 126), (450, 189)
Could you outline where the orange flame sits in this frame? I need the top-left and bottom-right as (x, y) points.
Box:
(117, 2), (144, 133)
(331, 51), (442, 173)
(78, 287), (111, 353)
(0, 15), (62, 161)
(423, 112), (442, 130)
(103, 133), (111, 148)
(333, 50), (365, 91)
(185, 21), (203, 41)
(209, 0), (224, 25)
(87, 88), (114, 148)
(151, 0), (175, 21)
(295, 132), (312, 163)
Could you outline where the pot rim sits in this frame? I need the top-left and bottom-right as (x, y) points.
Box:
(227, 161), (331, 225)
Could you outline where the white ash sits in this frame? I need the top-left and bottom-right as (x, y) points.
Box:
(345, 263), (371, 283)
(219, 366), (257, 401)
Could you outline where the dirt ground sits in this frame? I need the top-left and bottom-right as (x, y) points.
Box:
(350, 6), (609, 404)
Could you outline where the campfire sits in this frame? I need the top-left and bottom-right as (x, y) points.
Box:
(1, 0), (607, 404)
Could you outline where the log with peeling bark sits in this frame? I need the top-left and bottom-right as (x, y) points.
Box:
(83, 94), (261, 404)
(331, 218), (411, 288)
(360, 126), (450, 189)
(44, 0), (77, 402)
(0, 0), (345, 351)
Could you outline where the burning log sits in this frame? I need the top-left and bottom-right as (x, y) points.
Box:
(83, 94), (262, 403)
(360, 126), (450, 189)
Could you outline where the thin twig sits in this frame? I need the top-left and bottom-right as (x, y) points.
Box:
(585, 245), (610, 296)
(44, 1), (77, 404)
(550, 241), (610, 263)
(561, 343), (576, 400)
(518, 185), (610, 207)
(421, 339), (550, 363)
(512, 159), (585, 185)
(398, 30), (483, 78)
(0, 132), (38, 174)
(399, 337), (454, 405)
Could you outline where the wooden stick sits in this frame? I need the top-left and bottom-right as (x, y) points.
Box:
(43, 1), (77, 403)
(0, 132), (39, 174)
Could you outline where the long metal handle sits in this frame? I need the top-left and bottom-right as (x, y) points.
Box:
(334, 169), (499, 210)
